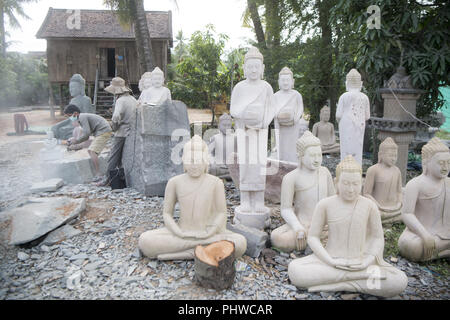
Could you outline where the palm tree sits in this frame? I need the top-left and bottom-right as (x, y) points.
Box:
(0, 0), (37, 58)
(104, 0), (178, 73)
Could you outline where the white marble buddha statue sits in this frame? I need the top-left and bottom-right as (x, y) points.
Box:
(138, 71), (152, 102)
(230, 46), (275, 229)
(139, 67), (172, 106)
(336, 69), (370, 165)
(271, 131), (335, 253)
(138, 135), (247, 260)
(273, 67), (304, 162)
(288, 155), (408, 298)
(312, 106), (340, 154)
(398, 137), (450, 262)
(363, 137), (402, 224)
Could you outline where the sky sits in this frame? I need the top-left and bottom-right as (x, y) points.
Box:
(6, 0), (256, 53)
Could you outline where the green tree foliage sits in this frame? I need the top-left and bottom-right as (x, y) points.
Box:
(0, 0), (37, 57)
(0, 53), (48, 108)
(168, 25), (233, 114)
(330, 0), (450, 117)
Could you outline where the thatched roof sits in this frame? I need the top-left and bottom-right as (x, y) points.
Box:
(36, 8), (172, 43)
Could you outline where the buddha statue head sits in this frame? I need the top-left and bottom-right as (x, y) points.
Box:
(139, 72), (152, 92)
(378, 137), (398, 166)
(218, 113), (232, 135)
(69, 74), (86, 97)
(421, 137), (450, 178)
(278, 67), (294, 91)
(336, 155), (362, 201)
(243, 46), (264, 81)
(182, 135), (210, 177)
(319, 106), (331, 122)
(151, 67), (165, 88)
(345, 69), (363, 92)
(296, 131), (322, 171)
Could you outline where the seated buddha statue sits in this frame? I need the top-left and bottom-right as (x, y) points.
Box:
(398, 137), (450, 262)
(270, 131), (335, 253)
(138, 135), (247, 260)
(288, 155), (408, 298)
(312, 106), (340, 154)
(363, 137), (402, 224)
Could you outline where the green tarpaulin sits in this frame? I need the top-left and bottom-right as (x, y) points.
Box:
(440, 86), (450, 132)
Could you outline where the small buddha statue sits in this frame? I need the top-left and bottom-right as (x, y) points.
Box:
(271, 131), (335, 253)
(273, 67), (304, 162)
(312, 106), (340, 154)
(398, 137), (450, 262)
(230, 46), (275, 228)
(208, 113), (236, 177)
(138, 71), (152, 103)
(139, 67), (172, 106)
(138, 135), (247, 260)
(363, 137), (402, 224)
(288, 155), (408, 298)
(336, 69), (370, 165)
(51, 74), (94, 140)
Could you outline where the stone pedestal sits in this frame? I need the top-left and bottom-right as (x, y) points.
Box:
(233, 206), (271, 230)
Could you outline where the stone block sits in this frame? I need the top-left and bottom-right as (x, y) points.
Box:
(5, 197), (86, 245)
(227, 222), (268, 258)
(30, 178), (64, 193)
(40, 149), (108, 185)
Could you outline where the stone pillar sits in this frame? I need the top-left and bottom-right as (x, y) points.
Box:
(367, 67), (424, 185)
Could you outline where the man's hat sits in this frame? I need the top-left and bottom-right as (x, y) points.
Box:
(105, 77), (132, 95)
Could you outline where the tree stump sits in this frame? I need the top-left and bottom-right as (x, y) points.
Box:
(194, 240), (236, 290)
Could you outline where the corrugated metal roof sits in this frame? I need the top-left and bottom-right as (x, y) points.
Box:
(36, 8), (172, 41)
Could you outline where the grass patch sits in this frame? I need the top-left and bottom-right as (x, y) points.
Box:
(383, 222), (450, 278)
(383, 222), (405, 258)
(436, 129), (450, 140)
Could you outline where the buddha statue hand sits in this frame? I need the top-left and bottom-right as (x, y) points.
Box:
(295, 229), (307, 251)
(423, 235), (436, 260)
(344, 255), (376, 271)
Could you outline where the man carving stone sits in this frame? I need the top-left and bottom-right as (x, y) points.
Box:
(52, 74), (95, 140)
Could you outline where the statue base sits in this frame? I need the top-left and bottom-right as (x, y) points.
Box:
(233, 206), (271, 230)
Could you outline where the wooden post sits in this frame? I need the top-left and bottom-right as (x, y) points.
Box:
(48, 82), (55, 119)
(194, 240), (236, 290)
(58, 84), (63, 115)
